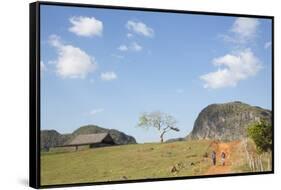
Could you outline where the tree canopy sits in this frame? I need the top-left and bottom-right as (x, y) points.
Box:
(138, 111), (179, 143)
(247, 121), (272, 153)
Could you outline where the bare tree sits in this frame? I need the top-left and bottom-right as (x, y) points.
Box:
(138, 111), (179, 143)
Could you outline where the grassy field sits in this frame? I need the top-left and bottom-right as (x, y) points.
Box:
(41, 140), (216, 185)
(41, 139), (271, 186)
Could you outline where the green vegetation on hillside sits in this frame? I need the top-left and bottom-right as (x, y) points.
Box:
(247, 121), (272, 153)
(41, 139), (272, 186)
(242, 121), (273, 172)
(41, 140), (212, 185)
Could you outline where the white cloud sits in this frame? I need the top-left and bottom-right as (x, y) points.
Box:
(100, 71), (117, 81)
(49, 34), (97, 79)
(264, 41), (272, 49)
(126, 20), (154, 37)
(90, 108), (104, 116)
(69, 16), (103, 37)
(127, 33), (133, 38)
(118, 42), (142, 52)
(200, 49), (262, 89)
(49, 34), (61, 47)
(131, 42), (142, 51)
(118, 45), (128, 51)
(221, 17), (260, 44)
(40, 61), (46, 72)
(231, 18), (259, 39)
(47, 60), (56, 65)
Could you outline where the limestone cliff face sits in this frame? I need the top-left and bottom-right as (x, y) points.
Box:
(187, 101), (272, 141)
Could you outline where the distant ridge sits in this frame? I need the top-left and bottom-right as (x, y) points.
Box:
(41, 125), (137, 150)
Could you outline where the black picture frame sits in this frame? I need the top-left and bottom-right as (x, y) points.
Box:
(30, 1), (274, 189)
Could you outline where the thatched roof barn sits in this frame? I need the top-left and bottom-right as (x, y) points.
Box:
(63, 133), (115, 150)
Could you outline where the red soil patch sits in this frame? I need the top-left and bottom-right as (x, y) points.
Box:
(205, 141), (241, 175)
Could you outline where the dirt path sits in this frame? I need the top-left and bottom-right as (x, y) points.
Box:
(205, 141), (240, 175)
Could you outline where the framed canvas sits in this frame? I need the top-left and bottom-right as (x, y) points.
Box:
(29, 1), (274, 188)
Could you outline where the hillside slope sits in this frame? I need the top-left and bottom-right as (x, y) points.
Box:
(41, 140), (212, 185)
(41, 139), (268, 186)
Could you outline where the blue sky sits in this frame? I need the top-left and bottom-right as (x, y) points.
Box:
(40, 5), (272, 143)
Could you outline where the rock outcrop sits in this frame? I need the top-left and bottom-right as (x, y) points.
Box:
(187, 101), (272, 141)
